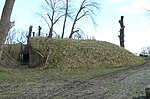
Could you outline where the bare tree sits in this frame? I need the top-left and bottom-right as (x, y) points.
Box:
(16, 29), (28, 44)
(5, 29), (27, 44)
(141, 47), (148, 56)
(40, 0), (65, 38)
(0, 0), (15, 59)
(140, 47), (150, 56)
(61, 0), (68, 38)
(5, 29), (17, 44)
(69, 0), (100, 38)
(39, 0), (99, 39)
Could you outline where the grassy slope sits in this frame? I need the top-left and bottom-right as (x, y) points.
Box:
(0, 44), (21, 67)
(30, 38), (145, 69)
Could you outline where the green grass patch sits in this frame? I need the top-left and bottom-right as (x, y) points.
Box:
(0, 66), (125, 82)
(0, 68), (48, 83)
(54, 67), (126, 80)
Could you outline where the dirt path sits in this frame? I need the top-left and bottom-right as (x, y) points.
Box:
(1, 61), (150, 98)
(48, 61), (150, 99)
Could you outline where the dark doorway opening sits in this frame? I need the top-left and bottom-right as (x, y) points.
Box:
(22, 54), (29, 64)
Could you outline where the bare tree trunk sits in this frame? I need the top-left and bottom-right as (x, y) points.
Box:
(47, 12), (54, 38)
(118, 16), (125, 48)
(69, 7), (82, 38)
(48, 26), (53, 38)
(0, 0), (15, 59)
(61, 0), (68, 38)
(69, 0), (86, 39)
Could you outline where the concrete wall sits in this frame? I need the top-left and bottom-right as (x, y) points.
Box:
(28, 52), (45, 68)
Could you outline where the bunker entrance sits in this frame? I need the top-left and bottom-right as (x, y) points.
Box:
(22, 53), (29, 64)
(20, 44), (29, 65)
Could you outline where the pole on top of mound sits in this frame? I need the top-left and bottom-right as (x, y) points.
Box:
(118, 16), (125, 48)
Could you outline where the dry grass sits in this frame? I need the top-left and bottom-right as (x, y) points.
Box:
(1, 44), (21, 67)
(30, 38), (145, 69)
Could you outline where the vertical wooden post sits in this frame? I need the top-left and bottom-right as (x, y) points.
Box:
(28, 26), (32, 38)
(33, 32), (35, 37)
(27, 26), (32, 52)
(118, 16), (125, 48)
(38, 26), (42, 37)
(27, 26), (33, 67)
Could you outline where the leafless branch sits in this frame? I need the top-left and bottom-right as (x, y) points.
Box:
(36, 13), (51, 29)
(54, 14), (65, 24)
(76, 11), (89, 21)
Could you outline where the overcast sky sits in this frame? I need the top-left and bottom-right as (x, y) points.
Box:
(0, 0), (150, 53)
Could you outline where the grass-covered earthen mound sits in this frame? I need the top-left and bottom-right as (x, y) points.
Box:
(30, 38), (145, 69)
(0, 44), (21, 67)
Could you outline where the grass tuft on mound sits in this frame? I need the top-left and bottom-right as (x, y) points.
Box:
(30, 38), (145, 69)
